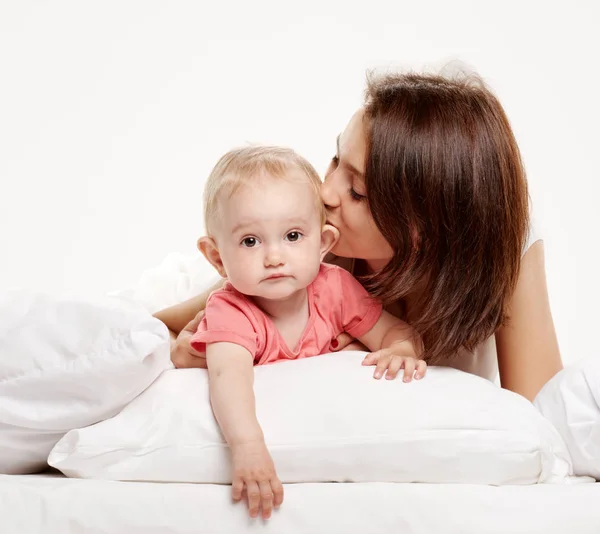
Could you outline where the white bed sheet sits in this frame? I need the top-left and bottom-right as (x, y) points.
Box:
(1, 472), (599, 534)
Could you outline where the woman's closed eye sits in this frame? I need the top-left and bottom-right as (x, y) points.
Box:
(331, 153), (365, 201)
(349, 187), (366, 201)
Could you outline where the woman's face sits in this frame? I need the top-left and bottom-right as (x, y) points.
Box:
(321, 108), (394, 265)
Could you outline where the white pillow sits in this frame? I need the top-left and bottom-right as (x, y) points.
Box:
(0, 290), (172, 474)
(49, 352), (578, 485)
(109, 252), (220, 314)
(534, 355), (600, 479)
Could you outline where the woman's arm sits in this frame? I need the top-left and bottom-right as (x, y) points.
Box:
(495, 241), (563, 401)
(153, 279), (224, 335)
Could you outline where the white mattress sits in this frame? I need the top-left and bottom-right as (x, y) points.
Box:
(1, 472), (599, 534)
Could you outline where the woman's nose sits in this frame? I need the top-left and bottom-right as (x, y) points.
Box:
(321, 173), (340, 210)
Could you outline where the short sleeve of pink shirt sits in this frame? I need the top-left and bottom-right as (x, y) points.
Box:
(189, 288), (258, 358)
(327, 265), (383, 339)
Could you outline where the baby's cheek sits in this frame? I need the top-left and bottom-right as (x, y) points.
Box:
(226, 266), (255, 293)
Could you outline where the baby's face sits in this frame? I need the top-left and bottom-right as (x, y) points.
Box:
(212, 173), (325, 301)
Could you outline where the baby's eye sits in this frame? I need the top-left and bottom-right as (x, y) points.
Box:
(241, 237), (260, 248)
(285, 231), (303, 242)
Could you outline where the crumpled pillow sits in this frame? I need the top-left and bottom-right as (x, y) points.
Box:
(0, 290), (172, 474)
(534, 355), (600, 479)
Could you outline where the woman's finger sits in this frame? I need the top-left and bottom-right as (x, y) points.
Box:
(171, 343), (208, 368)
(182, 310), (206, 335)
(171, 329), (208, 368)
(332, 332), (355, 351)
(403, 358), (417, 382)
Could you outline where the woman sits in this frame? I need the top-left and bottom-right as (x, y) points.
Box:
(156, 70), (562, 402)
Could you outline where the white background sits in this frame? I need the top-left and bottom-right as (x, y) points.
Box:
(0, 1), (598, 366)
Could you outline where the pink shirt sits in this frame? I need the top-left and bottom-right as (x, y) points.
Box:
(190, 263), (383, 365)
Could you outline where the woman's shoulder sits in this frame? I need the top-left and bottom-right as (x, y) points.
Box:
(523, 215), (542, 256)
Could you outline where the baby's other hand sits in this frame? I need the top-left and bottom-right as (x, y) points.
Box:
(362, 348), (427, 382)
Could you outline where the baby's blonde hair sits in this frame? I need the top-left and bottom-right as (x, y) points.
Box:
(204, 146), (325, 235)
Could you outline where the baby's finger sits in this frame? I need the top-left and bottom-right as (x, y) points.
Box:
(374, 353), (391, 380)
(231, 476), (244, 502)
(385, 356), (404, 380)
(362, 351), (379, 366)
(415, 359), (428, 379)
(272, 477), (284, 508)
(246, 481), (261, 518)
(259, 480), (274, 520)
(403, 358), (416, 382)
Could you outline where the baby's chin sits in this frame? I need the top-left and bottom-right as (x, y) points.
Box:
(242, 280), (308, 300)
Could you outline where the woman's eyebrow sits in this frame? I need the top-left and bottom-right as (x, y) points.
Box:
(336, 134), (363, 178)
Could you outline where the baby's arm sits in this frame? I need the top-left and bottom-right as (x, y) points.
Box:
(206, 343), (284, 519)
(331, 265), (426, 381)
(356, 312), (427, 381)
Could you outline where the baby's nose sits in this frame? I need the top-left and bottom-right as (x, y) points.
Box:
(264, 246), (284, 267)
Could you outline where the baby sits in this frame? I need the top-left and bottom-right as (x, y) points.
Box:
(191, 146), (426, 520)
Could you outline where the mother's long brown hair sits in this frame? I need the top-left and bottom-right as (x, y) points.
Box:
(362, 71), (529, 364)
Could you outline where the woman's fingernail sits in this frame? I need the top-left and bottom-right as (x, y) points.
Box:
(403, 376), (410, 383)
(331, 339), (339, 349)
(374, 370), (382, 379)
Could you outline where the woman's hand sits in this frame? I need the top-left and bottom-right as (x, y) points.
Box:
(170, 311), (208, 369)
(231, 440), (284, 520)
(362, 347), (427, 382)
(331, 332), (369, 352)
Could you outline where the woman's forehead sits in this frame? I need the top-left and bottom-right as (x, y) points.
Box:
(338, 108), (367, 177)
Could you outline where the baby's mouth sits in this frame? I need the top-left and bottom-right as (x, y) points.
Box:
(264, 274), (289, 281)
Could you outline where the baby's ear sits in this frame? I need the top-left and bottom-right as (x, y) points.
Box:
(320, 224), (340, 261)
(197, 236), (227, 278)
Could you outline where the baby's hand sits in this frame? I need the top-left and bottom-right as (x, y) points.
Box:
(231, 440), (284, 520)
(362, 347), (427, 382)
